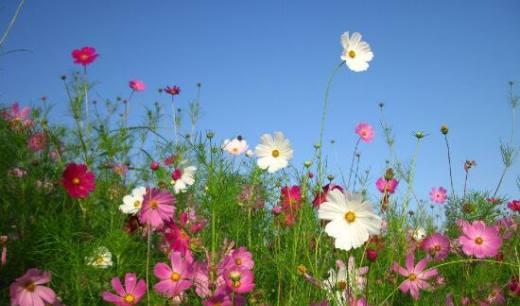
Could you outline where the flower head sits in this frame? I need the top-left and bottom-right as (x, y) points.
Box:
(223, 137), (248, 155)
(2, 102), (33, 128)
(120, 187), (146, 215)
(394, 254), (438, 300)
(72, 46), (98, 66)
(340, 32), (374, 72)
(223, 268), (255, 294)
(355, 123), (375, 143)
(61, 163), (96, 198)
(138, 188), (176, 230)
(421, 233), (450, 261)
(129, 80), (146, 92)
(28, 132), (47, 152)
(375, 177), (398, 194)
(153, 252), (193, 298)
(222, 247), (255, 271)
(254, 132), (293, 173)
(312, 184), (344, 207)
(170, 162), (197, 194)
(9, 268), (57, 306)
(87, 246), (113, 268)
(102, 273), (147, 306)
(458, 220), (502, 258)
(165, 86), (181, 96)
(508, 199), (520, 212)
(429, 187), (447, 204)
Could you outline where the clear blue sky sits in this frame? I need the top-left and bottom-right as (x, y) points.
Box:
(1, 0), (519, 201)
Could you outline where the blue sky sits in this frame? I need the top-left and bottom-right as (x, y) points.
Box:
(1, 0), (519, 201)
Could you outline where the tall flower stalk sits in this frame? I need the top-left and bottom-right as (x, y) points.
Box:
(441, 125), (455, 195)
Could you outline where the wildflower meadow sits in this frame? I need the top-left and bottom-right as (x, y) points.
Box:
(1, 1), (519, 305)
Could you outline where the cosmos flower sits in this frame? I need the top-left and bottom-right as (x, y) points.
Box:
(9, 268), (57, 306)
(312, 184), (344, 207)
(421, 233), (450, 261)
(508, 199), (520, 212)
(153, 252), (193, 298)
(119, 186), (147, 215)
(323, 257), (368, 302)
(411, 227), (427, 242)
(458, 220), (502, 258)
(27, 132), (47, 152)
(86, 246), (113, 269)
(138, 188), (176, 230)
(318, 189), (381, 251)
(355, 123), (375, 143)
(222, 136), (248, 155)
(375, 177), (398, 194)
(72, 46), (99, 66)
(429, 187), (447, 204)
(102, 273), (147, 306)
(394, 254), (438, 300)
(254, 132), (293, 173)
(221, 247), (255, 271)
(164, 86), (181, 96)
(170, 163), (197, 194)
(223, 268), (255, 294)
(129, 80), (146, 92)
(2, 102), (33, 128)
(61, 163), (96, 198)
(340, 32), (374, 72)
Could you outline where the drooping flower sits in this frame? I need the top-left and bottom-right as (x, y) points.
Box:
(129, 80), (146, 92)
(164, 86), (181, 96)
(2, 102), (33, 128)
(375, 177), (398, 194)
(312, 184), (344, 207)
(222, 136), (248, 155)
(170, 163), (197, 194)
(458, 220), (502, 258)
(429, 187), (447, 204)
(355, 123), (375, 143)
(119, 186), (147, 215)
(9, 268), (57, 306)
(102, 273), (147, 306)
(223, 268), (255, 294)
(72, 46), (99, 66)
(28, 132), (47, 152)
(138, 188), (175, 230)
(508, 199), (520, 212)
(86, 246), (113, 268)
(61, 163), (96, 198)
(318, 189), (381, 251)
(153, 252), (193, 298)
(394, 254), (438, 300)
(421, 233), (450, 261)
(254, 132), (293, 173)
(340, 32), (374, 72)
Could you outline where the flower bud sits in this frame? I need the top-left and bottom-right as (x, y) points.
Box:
(384, 168), (394, 180)
(440, 125), (449, 135)
(150, 161), (160, 171)
(366, 248), (378, 262)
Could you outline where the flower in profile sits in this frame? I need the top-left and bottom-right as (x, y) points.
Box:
(508, 199), (520, 212)
(340, 32), (374, 72)
(411, 227), (427, 242)
(129, 80), (146, 92)
(61, 163), (96, 198)
(394, 254), (438, 300)
(138, 188), (176, 230)
(223, 268), (255, 294)
(28, 132), (47, 152)
(2, 102), (33, 128)
(120, 186), (147, 215)
(9, 268), (57, 306)
(170, 162), (197, 194)
(102, 273), (147, 306)
(153, 252), (193, 298)
(312, 184), (344, 207)
(72, 46), (99, 66)
(222, 136), (248, 155)
(458, 220), (502, 258)
(375, 177), (398, 194)
(429, 187), (447, 204)
(164, 86), (181, 96)
(421, 233), (450, 261)
(254, 131), (293, 173)
(87, 246), (113, 268)
(163, 222), (191, 256)
(355, 123), (375, 143)
(318, 189), (381, 251)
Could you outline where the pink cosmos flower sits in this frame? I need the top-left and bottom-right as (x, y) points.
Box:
(223, 268), (255, 294)
(496, 217), (518, 240)
(138, 188), (175, 230)
(72, 46), (98, 66)
(129, 80), (146, 92)
(375, 177), (399, 194)
(458, 220), (502, 258)
(280, 185), (302, 209)
(179, 208), (207, 234)
(61, 163), (96, 198)
(9, 268), (57, 306)
(394, 254), (438, 300)
(165, 86), (181, 96)
(421, 233), (450, 261)
(355, 123), (375, 143)
(202, 293), (246, 306)
(10, 167), (27, 177)
(429, 186), (447, 204)
(163, 222), (191, 256)
(485, 287), (505, 305)
(102, 273), (147, 306)
(154, 251), (193, 298)
(2, 102), (33, 128)
(508, 199), (520, 212)
(28, 132), (47, 152)
(222, 247), (255, 271)
(312, 184), (343, 207)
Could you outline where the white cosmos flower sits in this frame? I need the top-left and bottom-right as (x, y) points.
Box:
(412, 227), (427, 241)
(119, 186), (146, 215)
(171, 162), (196, 194)
(254, 132), (293, 173)
(323, 257), (368, 302)
(340, 32), (374, 72)
(223, 137), (248, 155)
(318, 189), (381, 251)
(245, 149), (254, 158)
(86, 246), (113, 269)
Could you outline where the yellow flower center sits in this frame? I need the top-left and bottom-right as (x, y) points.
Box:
(271, 149), (280, 158)
(348, 50), (356, 58)
(133, 200), (141, 208)
(232, 147), (239, 153)
(150, 200), (158, 209)
(72, 177), (80, 185)
(232, 280), (241, 288)
(170, 272), (181, 282)
(475, 237), (484, 245)
(24, 281), (36, 292)
(235, 258), (242, 266)
(434, 245), (442, 252)
(344, 211), (356, 223)
(338, 280), (347, 290)
(124, 294), (135, 303)
(95, 256), (105, 264)
(409, 273), (417, 281)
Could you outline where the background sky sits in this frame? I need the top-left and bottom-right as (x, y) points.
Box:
(1, 0), (519, 203)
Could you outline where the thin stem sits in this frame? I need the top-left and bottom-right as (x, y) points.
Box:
(347, 138), (361, 190)
(444, 135), (455, 195)
(0, 0), (25, 49)
(463, 172), (469, 198)
(493, 168), (508, 198)
(353, 152), (361, 192)
(146, 226), (151, 306)
(171, 96), (178, 145)
(125, 90), (135, 128)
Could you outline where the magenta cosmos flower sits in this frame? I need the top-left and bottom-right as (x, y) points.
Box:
(375, 177), (399, 194)
(221, 247), (255, 271)
(508, 199), (520, 212)
(421, 233), (450, 261)
(355, 123), (375, 143)
(458, 220), (502, 258)
(223, 267), (255, 294)
(394, 254), (438, 300)
(102, 273), (147, 306)
(72, 46), (98, 66)
(28, 132), (48, 152)
(138, 188), (175, 230)
(61, 163), (96, 198)
(312, 184), (343, 207)
(154, 252), (193, 298)
(429, 186), (447, 204)
(9, 268), (57, 306)
(164, 86), (181, 96)
(129, 80), (146, 92)
(2, 102), (33, 128)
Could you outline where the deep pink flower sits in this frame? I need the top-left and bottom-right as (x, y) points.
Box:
(163, 222), (191, 255)
(429, 187), (447, 204)
(509, 276), (520, 296)
(394, 254), (438, 300)
(355, 123), (375, 143)
(72, 46), (98, 66)
(27, 132), (48, 152)
(129, 80), (146, 92)
(223, 268), (255, 294)
(312, 184), (343, 207)
(61, 163), (96, 198)
(138, 188), (175, 230)
(165, 86), (181, 96)
(150, 161), (160, 171)
(222, 247), (255, 271)
(102, 273), (147, 306)
(2, 102), (33, 128)
(421, 233), (450, 261)
(508, 200), (520, 212)
(458, 220), (502, 258)
(375, 177), (399, 194)
(163, 155), (177, 166)
(153, 252), (193, 298)
(280, 185), (302, 209)
(9, 268), (57, 306)
(179, 208), (207, 234)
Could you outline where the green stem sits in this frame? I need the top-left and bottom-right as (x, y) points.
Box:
(444, 135), (455, 195)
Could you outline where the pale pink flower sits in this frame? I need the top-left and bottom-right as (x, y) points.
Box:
(394, 254), (438, 300)
(223, 268), (255, 294)
(221, 247), (255, 271)
(355, 123), (374, 143)
(102, 273), (147, 306)
(138, 188), (176, 230)
(458, 220), (502, 258)
(2, 102), (33, 128)
(9, 268), (57, 306)
(429, 186), (447, 204)
(154, 252), (193, 298)
(129, 80), (146, 92)
(28, 132), (47, 152)
(421, 233), (450, 261)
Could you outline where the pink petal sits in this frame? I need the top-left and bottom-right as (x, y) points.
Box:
(35, 286), (56, 303)
(111, 277), (126, 296)
(154, 262), (172, 280)
(102, 291), (123, 303)
(124, 273), (137, 294)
